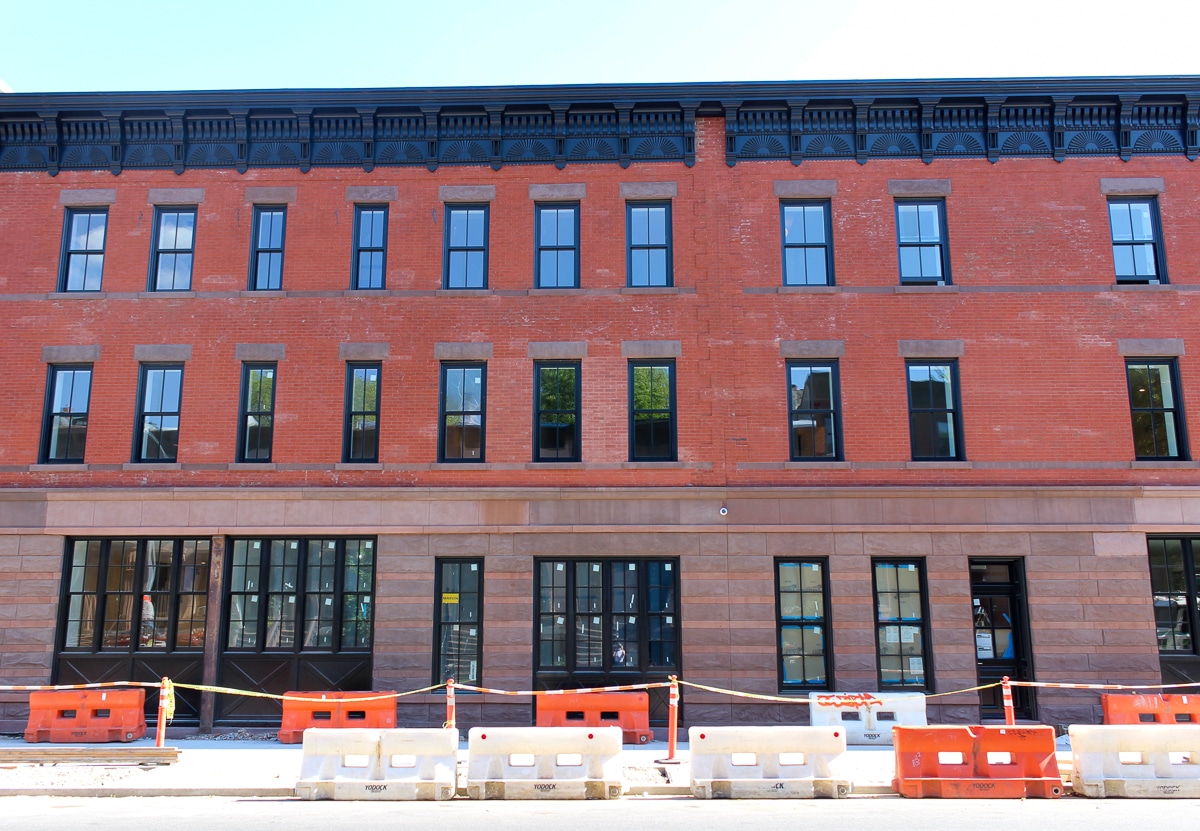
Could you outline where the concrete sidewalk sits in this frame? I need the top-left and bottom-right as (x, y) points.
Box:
(0, 734), (1073, 798)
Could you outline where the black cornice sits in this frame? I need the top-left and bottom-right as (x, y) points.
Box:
(2, 76), (1197, 174)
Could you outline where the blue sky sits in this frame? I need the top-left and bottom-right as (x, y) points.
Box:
(1, 0), (1196, 93)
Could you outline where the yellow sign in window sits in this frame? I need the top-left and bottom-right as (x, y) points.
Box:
(442, 593), (460, 605)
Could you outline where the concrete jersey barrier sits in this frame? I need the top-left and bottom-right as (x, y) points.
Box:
(688, 725), (850, 798)
(295, 727), (458, 801)
(466, 726), (624, 800)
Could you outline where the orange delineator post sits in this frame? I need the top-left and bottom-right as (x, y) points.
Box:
(535, 690), (653, 744)
(155, 676), (168, 748)
(25, 688), (147, 743)
(1102, 692), (1200, 724)
(445, 678), (456, 730)
(1002, 676), (1016, 726)
(666, 675), (679, 761)
(278, 690), (397, 744)
(892, 724), (1063, 798)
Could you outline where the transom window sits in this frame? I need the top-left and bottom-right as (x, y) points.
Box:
(535, 203), (579, 288)
(60, 208), (107, 292)
(907, 361), (963, 461)
(896, 200), (949, 284)
(440, 363), (486, 462)
(627, 202), (672, 287)
(60, 538), (210, 652)
(226, 538), (374, 652)
(1109, 198), (1166, 283)
(239, 364), (276, 462)
(353, 206), (388, 289)
(629, 361), (676, 462)
(150, 208), (196, 291)
(776, 560), (830, 690)
(250, 207), (286, 290)
(444, 205), (488, 289)
(42, 365), (92, 463)
(788, 362), (840, 460)
(873, 560), (930, 688)
(535, 362), (580, 462)
(781, 202), (833, 286)
(536, 559), (678, 674)
(1126, 360), (1187, 460)
(135, 364), (183, 462)
(434, 559), (483, 684)
(344, 363), (380, 463)
(1149, 538), (1199, 654)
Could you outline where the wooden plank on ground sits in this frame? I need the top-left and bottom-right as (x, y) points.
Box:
(0, 746), (179, 765)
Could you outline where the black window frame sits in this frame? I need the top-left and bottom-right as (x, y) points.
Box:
(775, 558), (833, 692)
(57, 537), (212, 654)
(58, 207), (108, 292)
(343, 362), (381, 463)
(238, 363), (276, 463)
(534, 557), (680, 676)
(628, 360), (677, 462)
(433, 558), (484, 685)
(352, 204), (388, 290)
(1126, 358), (1188, 461)
(906, 360), (964, 462)
(534, 361), (581, 463)
(1149, 537), (1200, 655)
(1108, 197), (1167, 284)
(443, 204), (489, 289)
(780, 200), (834, 286)
(249, 205), (286, 291)
(148, 206), (197, 292)
(41, 364), (93, 464)
(223, 537), (375, 654)
(872, 558), (933, 691)
(787, 360), (842, 461)
(439, 362), (487, 463)
(626, 201), (673, 287)
(133, 363), (184, 463)
(534, 202), (580, 289)
(895, 199), (950, 285)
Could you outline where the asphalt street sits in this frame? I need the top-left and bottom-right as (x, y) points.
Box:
(3, 795), (1198, 831)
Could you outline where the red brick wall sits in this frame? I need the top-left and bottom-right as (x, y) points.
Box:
(2, 117), (1198, 489)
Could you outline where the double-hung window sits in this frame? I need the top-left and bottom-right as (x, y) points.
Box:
(896, 200), (949, 284)
(907, 361), (963, 461)
(42, 365), (92, 463)
(873, 560), (931, 688)
(239, 363), (276, 462)
(226, 538), (374, 652)
(250, 206), (286, 290)
(627, 202), (672, 287)
(534, 362), (580, 462)
(59, 538), (211, 652)
(629, 361), (676, 461)
(781, 202), (833, 286)
(535, 203), (579, 288)
(444, 205), (488, 289)
(150, 208), (196, 291)
(344, 363), (380, 463)
(440, 363), (486, 462)
(59, 208), (107, 292)
(1126, 360), (1187, 460)
(434, 559), (483, 684)
(776, 560), (831, 690)
(135, 365), (183, 462)
(1109, 198), (1166, 283)
(788, 362), (840, 460)
(352, 206), (387, 289)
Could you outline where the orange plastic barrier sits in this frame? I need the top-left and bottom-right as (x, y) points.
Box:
(25, 688), (147, 743)
(278, 691), (397, 744)
(1102, 693), (1200, 725)
(892, 725), (1063, 798)
(535, 691), (653, 744)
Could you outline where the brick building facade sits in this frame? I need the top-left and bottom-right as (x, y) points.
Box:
(1, 77), (1198, 731)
